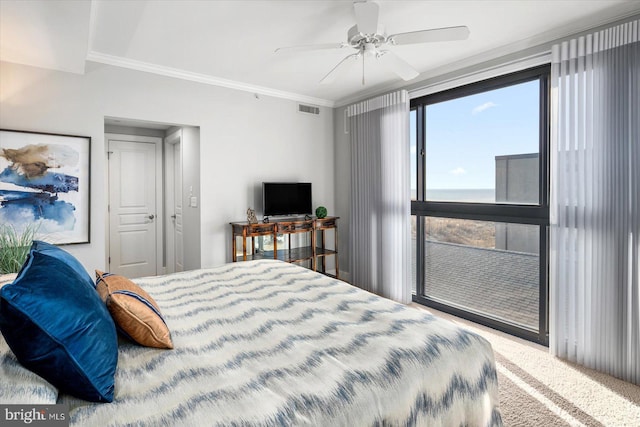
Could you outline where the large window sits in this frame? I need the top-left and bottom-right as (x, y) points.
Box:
(411, 66), (550, 344)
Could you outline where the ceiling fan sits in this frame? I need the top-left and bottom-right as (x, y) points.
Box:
(274, 0), (470, 85)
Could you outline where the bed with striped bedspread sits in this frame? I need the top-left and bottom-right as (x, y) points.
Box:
(61, 259), (502, 426)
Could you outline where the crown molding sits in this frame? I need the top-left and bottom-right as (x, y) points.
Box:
(85, 51), (335, 108)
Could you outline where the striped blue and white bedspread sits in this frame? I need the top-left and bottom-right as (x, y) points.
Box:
(62, 260), (502, 426)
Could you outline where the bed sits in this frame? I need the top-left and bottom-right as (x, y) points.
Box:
(2, 258), (502, 426)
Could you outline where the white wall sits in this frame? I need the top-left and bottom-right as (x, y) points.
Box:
(0, 60), (335, 272)
(181, 126), (201, 271)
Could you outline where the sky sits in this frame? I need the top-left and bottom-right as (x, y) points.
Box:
(410, 79), (540, 193)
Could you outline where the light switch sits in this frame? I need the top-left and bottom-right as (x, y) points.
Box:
(190, 196), (198, 207)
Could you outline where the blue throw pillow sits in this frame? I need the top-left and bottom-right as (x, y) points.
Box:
(15, 241), (95, 290)
(0, 251), (118, 402)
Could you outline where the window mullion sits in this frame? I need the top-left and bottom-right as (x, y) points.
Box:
(415, 104), (426, 298)
(416, 105), (425, 202)
(411, 201), (550, 225)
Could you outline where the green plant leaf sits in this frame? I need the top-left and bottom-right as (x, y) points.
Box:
(0, 223), (40, 274)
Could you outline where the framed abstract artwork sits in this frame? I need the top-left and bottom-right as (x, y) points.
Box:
(0, 129), (91, 244)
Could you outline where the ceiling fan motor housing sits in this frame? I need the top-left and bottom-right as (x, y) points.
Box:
(347, 24), (386, 48)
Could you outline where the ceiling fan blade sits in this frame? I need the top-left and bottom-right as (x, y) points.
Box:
(377, 50), (419, 81)
(274, 43), (348, 54)
(354, 1), (379, 34)
(320, 52), (360, 84)
(389, 26), (470, 45)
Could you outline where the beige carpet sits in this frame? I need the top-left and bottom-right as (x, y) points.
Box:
(409, 304), (640, 426)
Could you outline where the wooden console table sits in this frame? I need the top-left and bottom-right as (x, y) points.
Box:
(230, 216), (339, 278)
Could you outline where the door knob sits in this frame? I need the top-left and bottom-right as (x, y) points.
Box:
(148, 214), (155, 220)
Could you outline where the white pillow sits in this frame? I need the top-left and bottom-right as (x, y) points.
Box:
(0, 273), (17, 288)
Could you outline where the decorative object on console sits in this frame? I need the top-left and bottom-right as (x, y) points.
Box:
(0, 129), (91, 244)
(95, 270), (173, 349)
(246, 207), (258, 224)
(315, 206), (327, 219)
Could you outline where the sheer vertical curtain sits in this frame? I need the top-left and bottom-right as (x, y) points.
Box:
(550, 20), (639, 384)
(347, 90), (411, 304)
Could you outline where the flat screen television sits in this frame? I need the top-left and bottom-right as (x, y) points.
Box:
(262, 182), (312, 217)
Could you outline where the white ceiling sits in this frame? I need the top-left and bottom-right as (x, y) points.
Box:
(1, 0), (639, 107)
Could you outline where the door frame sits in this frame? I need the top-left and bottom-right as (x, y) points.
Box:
(105, 133), (165, 275)
(164, 129), (182, 274)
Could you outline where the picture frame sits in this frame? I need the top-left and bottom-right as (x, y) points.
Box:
(0, 129), (91, 245)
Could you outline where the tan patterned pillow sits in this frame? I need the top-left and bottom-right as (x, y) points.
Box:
(95, 271), (173, 349)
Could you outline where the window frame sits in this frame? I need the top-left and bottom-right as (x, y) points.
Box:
(410, 65), (550, 345)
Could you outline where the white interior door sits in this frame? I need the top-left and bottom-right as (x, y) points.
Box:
(173, 141), (184, 272)
(108, 136), (161, 278)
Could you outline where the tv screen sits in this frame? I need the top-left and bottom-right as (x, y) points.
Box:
(263, 182), (312, 217)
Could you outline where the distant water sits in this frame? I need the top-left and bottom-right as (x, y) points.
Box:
(425, 189), (495, 203)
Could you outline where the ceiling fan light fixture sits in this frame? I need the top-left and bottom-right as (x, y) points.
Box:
(363, 43), (378, 56)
